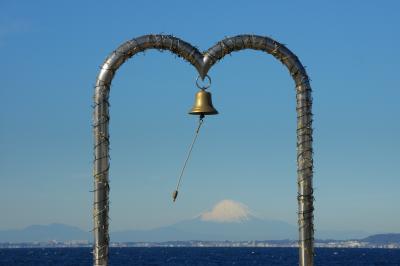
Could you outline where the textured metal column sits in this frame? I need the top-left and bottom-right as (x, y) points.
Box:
(93, 34), (314, 266)
(202, 35), (314, 265)
(295, 81), (314, 266)
(92, 35), (204, 266)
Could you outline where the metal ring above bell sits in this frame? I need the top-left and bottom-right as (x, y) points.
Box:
(196, 75), (211, 90)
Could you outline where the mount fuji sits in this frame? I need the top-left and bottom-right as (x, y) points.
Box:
(111, 200), (297, 242)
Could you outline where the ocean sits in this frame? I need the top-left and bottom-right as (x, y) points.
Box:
(1, 247), (399, 265)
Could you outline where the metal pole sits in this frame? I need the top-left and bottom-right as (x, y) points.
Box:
(93, 34), (314, 266)
(202, 35), (314, 265)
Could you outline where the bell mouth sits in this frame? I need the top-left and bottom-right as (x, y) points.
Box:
(188, 109), (219, 115)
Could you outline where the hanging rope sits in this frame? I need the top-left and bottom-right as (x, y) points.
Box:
(172, 114), (205, 202)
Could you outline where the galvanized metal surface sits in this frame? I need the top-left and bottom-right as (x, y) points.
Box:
(93, 34), (314, 266)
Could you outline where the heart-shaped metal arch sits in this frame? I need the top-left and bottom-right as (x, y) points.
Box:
(93, 34), (314, 266)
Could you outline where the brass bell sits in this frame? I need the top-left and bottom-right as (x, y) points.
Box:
(173, 75), (217, 203)
(188, 89), (218, 116)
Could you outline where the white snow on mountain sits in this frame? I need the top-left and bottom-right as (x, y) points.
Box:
(200, 199), (251, 223)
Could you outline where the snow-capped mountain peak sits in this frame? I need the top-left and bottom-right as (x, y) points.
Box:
(200, 199), (251, 223)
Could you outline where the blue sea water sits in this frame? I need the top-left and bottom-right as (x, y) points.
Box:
(0, 247), (400, 266)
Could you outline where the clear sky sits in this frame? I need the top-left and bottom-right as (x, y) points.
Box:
(1, 0), (399, 235)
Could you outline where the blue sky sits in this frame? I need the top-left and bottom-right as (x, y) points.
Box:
(1, 0), (399, 235)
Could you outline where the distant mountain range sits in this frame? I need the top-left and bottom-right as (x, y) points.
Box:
(0, 221), (397, 243)
(111, 218), (369, 242)
(0, 200), (397, 243)
(362, 234), (400, 244)
(0, 223), (90, 242)
(112, 215), (297, 242)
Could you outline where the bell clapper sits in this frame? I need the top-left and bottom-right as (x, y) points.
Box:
(172, 190), (178, 202)
(173, 115), (204, 202)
